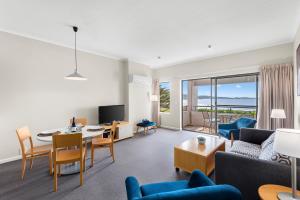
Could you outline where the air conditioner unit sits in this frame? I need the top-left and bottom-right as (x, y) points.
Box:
(129, 74), (152, 86)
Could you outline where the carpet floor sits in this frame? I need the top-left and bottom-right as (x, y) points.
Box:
(0, 128), (227, 200)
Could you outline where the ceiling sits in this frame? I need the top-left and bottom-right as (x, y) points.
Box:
(0, 0), (300, 68)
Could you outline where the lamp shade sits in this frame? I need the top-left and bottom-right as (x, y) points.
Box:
(270, 109), (286, 119)
(274, 129), (300, 158)
(65, 71), (87, 81)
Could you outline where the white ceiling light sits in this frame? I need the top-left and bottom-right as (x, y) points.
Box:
(65, 26), (87, 81)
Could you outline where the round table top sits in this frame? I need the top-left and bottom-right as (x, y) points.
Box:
(258, 184), (300, 200)
(37, 125), (105, 142)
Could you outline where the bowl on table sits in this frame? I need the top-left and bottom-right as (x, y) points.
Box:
(197, 136), (206, 144)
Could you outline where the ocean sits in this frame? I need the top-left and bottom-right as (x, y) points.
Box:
(183, 98), (256, 111)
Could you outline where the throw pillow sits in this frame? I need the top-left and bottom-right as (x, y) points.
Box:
(261, 133), (275, 150)
(271, 153), (291, 165)
(259, 136), (291, 165)
(259, 141), (273, 160)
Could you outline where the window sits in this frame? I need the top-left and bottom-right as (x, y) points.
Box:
(181, 73), (258, 134)
(160, 82), (170, 112)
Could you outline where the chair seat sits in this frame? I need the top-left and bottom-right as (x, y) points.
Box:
(219, 129), (239, 140)
(26, 144), (52, 156)
(141, 180), (189, 196)
(92, 137), (112, 145)
(137, 122), (156, 127)
(55, 149), (85, 163)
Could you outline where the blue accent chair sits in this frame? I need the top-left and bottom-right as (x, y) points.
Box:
(218, 117), (257, 145)
(125, 170), (242, 200)
(136, 119), (157, 134)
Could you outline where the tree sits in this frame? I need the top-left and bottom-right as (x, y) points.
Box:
(160, 87), (170, 112)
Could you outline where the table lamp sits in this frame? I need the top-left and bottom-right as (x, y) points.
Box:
(274, 129), (300, 199)
(271, 109), (286, 119)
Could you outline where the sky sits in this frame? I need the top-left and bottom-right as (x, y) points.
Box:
(182, 80), (256, 98)
(160, 82), (170, 90)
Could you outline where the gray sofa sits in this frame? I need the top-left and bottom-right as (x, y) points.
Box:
(215, 128), (300, 200)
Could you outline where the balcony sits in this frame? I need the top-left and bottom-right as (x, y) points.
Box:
(182, 105), (256, 134)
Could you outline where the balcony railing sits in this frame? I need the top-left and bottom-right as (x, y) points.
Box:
(182, 104), (257, 134)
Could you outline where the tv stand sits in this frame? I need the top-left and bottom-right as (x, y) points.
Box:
(102, 121), (133, 141)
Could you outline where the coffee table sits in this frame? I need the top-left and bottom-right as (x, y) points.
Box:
(174, 135), (225, 175)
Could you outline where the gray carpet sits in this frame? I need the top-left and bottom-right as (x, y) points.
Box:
(0, 129), (220, 200)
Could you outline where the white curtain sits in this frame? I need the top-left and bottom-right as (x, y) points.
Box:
(257, 63), (294, 129)
(152, 79), (160, 126)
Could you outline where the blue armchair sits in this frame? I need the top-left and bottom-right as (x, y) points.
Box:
(218, 117), (257, 145)
(125, 170), (242, 200)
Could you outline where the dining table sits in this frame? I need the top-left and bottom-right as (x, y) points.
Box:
(37, 125), (105, 175)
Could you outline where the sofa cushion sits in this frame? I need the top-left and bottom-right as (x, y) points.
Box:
(229, 141), (261, 159)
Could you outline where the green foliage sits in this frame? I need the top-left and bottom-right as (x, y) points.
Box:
(160, 87), (170, 112)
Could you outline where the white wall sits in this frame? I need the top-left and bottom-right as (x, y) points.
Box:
(294, 25), (300, 129)
(127, 61), (152, 131)
(154, 43), (293, 129)
(0, 31), (138, 162)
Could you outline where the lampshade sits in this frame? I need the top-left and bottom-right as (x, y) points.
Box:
(65, 71), (87, 81)
(270, 109), (286, 119)
(150, 95), (159, 101)
(274, 129), (300, 158)
(65, 26), (87, 81)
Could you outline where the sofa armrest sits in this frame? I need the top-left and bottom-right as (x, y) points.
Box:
(215, 151), (300, 200)
(239, 128), (274, 145)
(188, 170), (215, 188)
(141, 185), (242, 200)
(126, 176), (142, 200)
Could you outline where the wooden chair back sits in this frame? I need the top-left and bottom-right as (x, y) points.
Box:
(16, 126), (33, 157)
(52, 133), (83, 150)
(69, 118), (88, 126)
(110, 121), (118, 141)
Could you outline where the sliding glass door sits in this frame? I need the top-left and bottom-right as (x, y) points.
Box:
(182, 79), (215, 133)
(182, 73), (258, 134)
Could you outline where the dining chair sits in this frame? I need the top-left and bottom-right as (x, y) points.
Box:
(202, 111), (213, 133)
(16, 126), (52, 180)
(69, 117), (88, 126)
(52, 133), (86, 192)
(91, 121), (117, 166)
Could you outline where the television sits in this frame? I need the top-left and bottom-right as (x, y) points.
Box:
(98, 105), (125, 124)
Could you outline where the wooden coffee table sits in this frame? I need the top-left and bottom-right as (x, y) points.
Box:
(174, 135), (225, 175)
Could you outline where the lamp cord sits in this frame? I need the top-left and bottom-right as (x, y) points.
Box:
(74, 30), (77, 72)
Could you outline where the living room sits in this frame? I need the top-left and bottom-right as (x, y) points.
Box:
(1, 1), (300, 200)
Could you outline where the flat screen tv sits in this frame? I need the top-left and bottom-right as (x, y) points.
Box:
(98, 105), (125, 124)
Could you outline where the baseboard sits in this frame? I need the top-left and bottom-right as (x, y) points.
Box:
(159, 125), (181, 131)
(0, 155), (21, 164)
